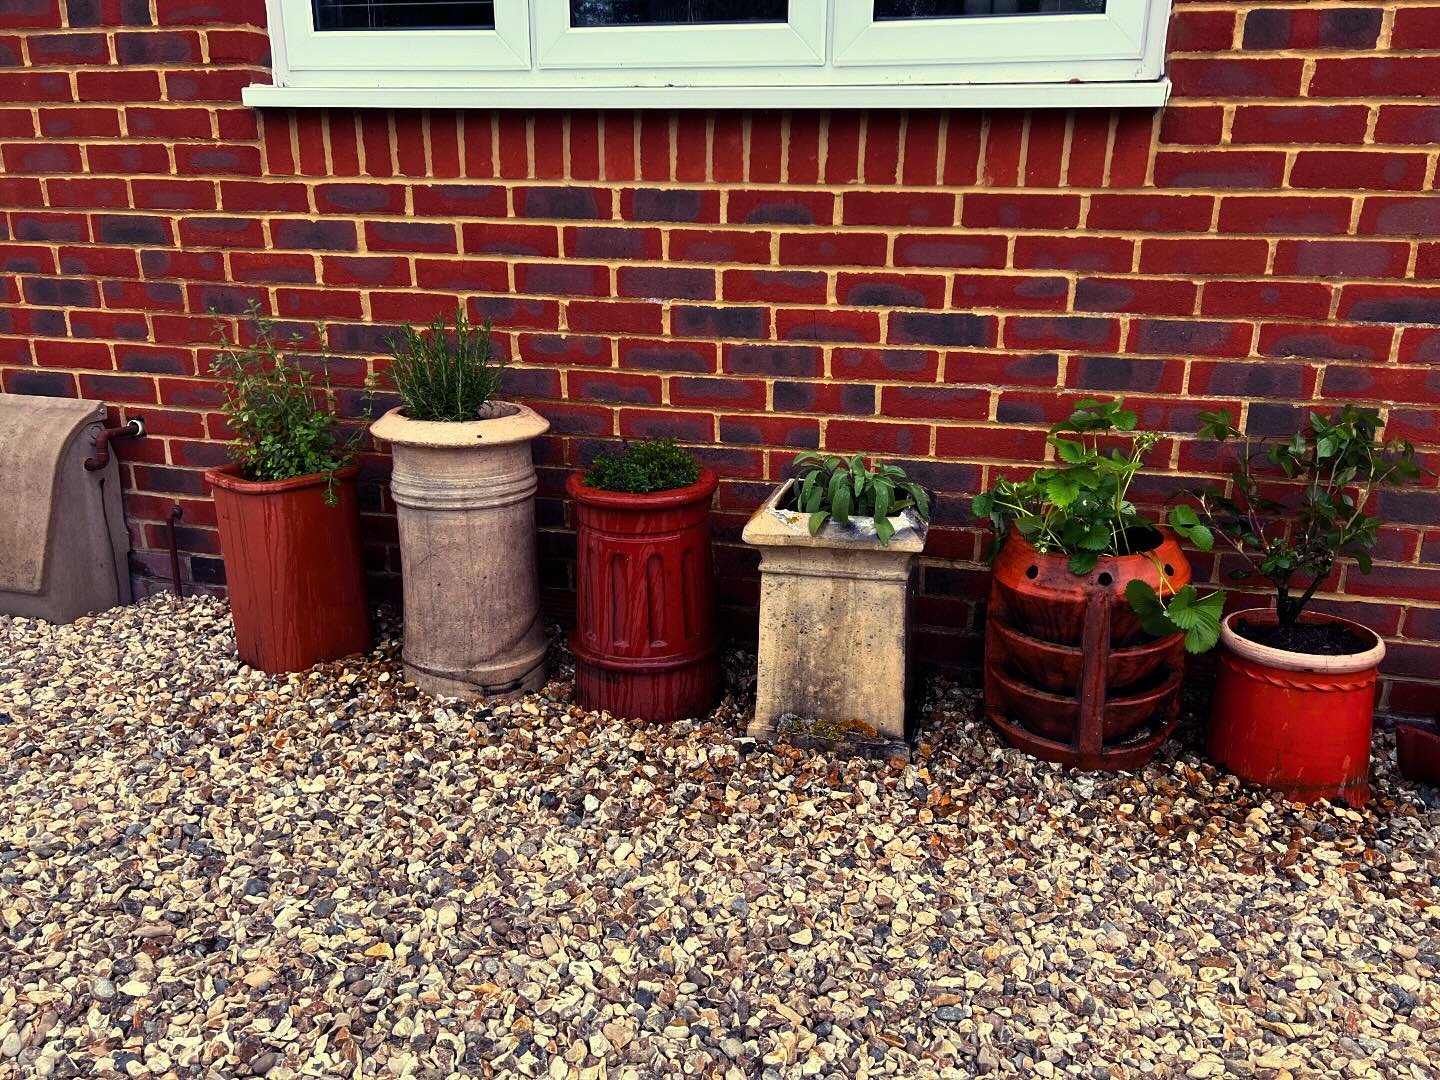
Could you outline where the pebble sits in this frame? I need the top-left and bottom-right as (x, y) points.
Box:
(0, 596), (1436, 1079)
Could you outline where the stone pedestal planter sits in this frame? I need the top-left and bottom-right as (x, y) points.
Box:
(370, 404), (549, 699)
(742, 479), (926, 747)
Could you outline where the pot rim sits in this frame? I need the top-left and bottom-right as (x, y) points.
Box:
(990, 613), (1182, 658)
(205, 461), (358, 495)
(567, 466), (718, 509)
(1002, 526), (1180, 568)
(989, 661), (1182, 708)
(369, 403), (549, 449)
(1220, 607), (1386, 675)
(741, 477), (928, 552)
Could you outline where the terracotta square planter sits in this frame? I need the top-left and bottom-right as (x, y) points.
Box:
(205, 463), (370, 673)
(1396, 720), (1440, 788)
(742, 479), (927, 746)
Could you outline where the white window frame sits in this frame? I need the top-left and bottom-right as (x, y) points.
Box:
(836, 0), (1161, 76)
(535, 0), (826, 71)
(268, 0), (531, 79)
(245, 0), (1172, 109)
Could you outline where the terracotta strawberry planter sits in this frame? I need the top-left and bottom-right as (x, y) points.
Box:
(205, 463), (370, 673)
(1209, 608), (1385, 806)
(991, 527), (1192, 646)
(567, 468), (719, 723)
(984, 529), (1190, 770)
(1396, 720), (1440, 788)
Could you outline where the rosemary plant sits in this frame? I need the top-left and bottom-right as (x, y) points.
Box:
(387, 306), (504, 422)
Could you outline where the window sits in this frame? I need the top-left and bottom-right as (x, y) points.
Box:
(246, 0), (1172, 108)
(570, 1), (789, 26)
(875, 1), (1105, 17)
(312, 0), (496, 30)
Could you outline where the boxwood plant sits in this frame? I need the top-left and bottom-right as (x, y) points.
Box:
(789, 453), (930, 546)
(585, 438), (701, 494)
(972, 397), (1223, 653)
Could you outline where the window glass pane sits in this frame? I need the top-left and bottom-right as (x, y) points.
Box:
(875, 0), (1104, 18)
(570, 1), (787, 28)
(313, 0), (496, 30)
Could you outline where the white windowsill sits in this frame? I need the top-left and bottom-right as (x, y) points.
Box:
(241, 76), (1171, 111)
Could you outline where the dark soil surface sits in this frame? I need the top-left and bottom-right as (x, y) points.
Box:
(1235, 618), (1374, 656)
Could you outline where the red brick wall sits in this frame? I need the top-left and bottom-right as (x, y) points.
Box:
(2, 0), (1438, 713)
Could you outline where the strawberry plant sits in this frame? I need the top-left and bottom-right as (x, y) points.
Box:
(972, 397), (1223, 653)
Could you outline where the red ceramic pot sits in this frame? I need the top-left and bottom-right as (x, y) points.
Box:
(1209, 608), (1385, 806)
(206, 463), (371, 674)
(567, 468), (720, 723)
(1396, 721), (1440, 787)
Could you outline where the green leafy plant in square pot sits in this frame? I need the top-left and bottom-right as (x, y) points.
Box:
(369, 308), (549, 698)
(743, 453), (930, 753)
(568, 438), (719, 723)
(973, 397), (1221, 771)
(1188, 406), (1425, 806)
(203, 307), (371, 673)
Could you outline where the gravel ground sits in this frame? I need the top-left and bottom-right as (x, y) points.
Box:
(2, 595), (1438, 1080)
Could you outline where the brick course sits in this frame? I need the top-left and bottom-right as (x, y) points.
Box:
(1, 0), (1438, 712)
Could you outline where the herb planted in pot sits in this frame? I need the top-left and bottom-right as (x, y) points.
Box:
(743, 452), (931, 746)
(1195, 406), (1427, 805)
(570, 438), (718, 722)
(205, 305), (371, 671)
(972, 397), (1222, 654)
(211, 304), (366, 500)
(584, 438), (701, 494)
(790, 453), (930, 546)
(387, 306), (505, 422)
(1187, 405), (1425, 653)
